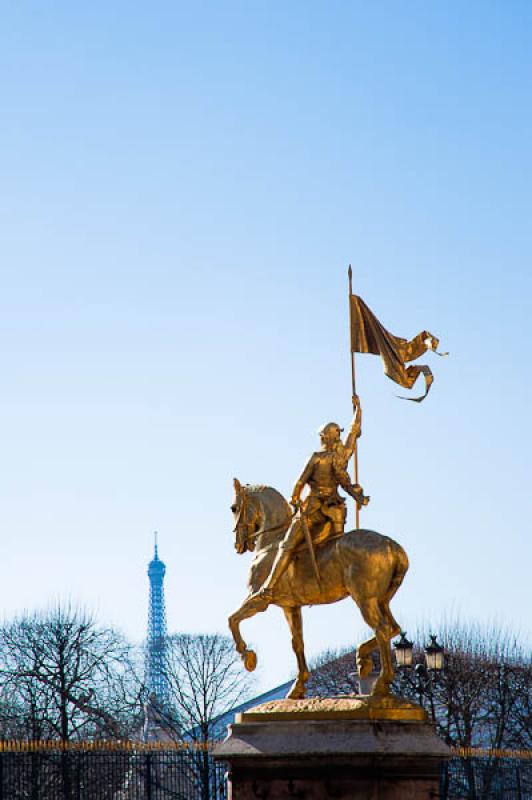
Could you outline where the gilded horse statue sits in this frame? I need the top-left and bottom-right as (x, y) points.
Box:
(228, 479), (409, 699)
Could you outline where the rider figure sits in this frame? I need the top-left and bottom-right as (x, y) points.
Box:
(259, 396), (369, 600)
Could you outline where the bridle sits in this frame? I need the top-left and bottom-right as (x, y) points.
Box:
(233, 489), (292, 551)
(233, 490), (255, 551)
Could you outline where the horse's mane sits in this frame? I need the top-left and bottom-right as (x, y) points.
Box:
(243, 484), (292, 534)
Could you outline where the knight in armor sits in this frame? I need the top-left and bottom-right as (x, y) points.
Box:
(259, 396), (369, 599)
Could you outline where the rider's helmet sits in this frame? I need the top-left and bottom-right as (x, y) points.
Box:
(318, 422), (343, 444)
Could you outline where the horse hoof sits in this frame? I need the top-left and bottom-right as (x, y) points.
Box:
(243, 649), (257, 672)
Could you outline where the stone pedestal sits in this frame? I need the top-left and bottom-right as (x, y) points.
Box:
(214, 697), (450, 800)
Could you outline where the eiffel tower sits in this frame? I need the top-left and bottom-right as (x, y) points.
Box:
(145, 532), (169, 704)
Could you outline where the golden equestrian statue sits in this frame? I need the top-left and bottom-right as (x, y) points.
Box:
(228, 475), (406, 698)
(227, 271), (446, 701)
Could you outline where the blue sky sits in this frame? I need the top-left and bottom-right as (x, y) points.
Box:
(1, 2), (530, 693)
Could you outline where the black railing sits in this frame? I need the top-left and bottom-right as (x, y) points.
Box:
(0, 748), (227, 800)
(443, 757), (531, 800)
(0, 745), (529, 799)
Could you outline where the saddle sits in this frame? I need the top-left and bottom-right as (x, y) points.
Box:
(293, 521), (343, 555)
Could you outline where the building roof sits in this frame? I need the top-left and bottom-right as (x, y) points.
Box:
(210, 680), (293, 739)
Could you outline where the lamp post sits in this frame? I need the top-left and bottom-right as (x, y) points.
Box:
(393, 633), (445, 722)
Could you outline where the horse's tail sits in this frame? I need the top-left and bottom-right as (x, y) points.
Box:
(381, 542), (409, 636)
(388, 542), (409, 597)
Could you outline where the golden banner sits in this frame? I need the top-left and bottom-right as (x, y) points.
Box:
(350, 295), (446, 401)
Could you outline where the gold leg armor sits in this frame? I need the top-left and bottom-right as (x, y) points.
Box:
(260, 548), (294, 596)
(258, 519), (304, 598)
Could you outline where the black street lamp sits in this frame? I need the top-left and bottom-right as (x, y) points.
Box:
(393, 632), (445, 722)
(393, 632), (445, 673)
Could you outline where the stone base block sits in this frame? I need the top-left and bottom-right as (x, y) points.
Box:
(215, 712), (450, 800)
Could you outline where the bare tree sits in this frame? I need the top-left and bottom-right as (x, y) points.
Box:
(306, 646), (360, 696)
(0, 604), (142, 743)
(163, 632), (254, 800)
(0, 605), (143, 800)
(393, 621), (532, 752)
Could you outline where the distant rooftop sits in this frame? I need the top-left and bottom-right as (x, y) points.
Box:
(210, 680), (293, 739)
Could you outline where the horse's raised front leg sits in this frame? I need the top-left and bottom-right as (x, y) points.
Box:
(283, 606), (309, 699)
(228, 593), (270, 673)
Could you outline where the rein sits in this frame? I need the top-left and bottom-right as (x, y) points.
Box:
(245, 520), (289, 541)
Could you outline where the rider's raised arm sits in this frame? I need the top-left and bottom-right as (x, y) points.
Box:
(343, 394), (362, 457)
(291, 455), (316, 505)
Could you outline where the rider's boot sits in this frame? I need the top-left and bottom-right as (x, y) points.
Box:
(255, 549), (293, 601)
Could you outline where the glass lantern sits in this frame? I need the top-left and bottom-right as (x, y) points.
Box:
(424, 634), (444, 671)
(393, 631), (414, 667)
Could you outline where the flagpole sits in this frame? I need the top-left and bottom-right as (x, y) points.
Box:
(348, 265), (360, 529)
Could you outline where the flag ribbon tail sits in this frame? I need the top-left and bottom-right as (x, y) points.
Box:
(396, 365), (434, 403)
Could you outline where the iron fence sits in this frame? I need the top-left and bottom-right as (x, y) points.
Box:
(443, 756), (532, 800)
(0, 744), (227, 800)
(0, 743), (529, 799)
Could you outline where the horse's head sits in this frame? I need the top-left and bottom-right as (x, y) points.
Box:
(231, 478), (261, 554)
